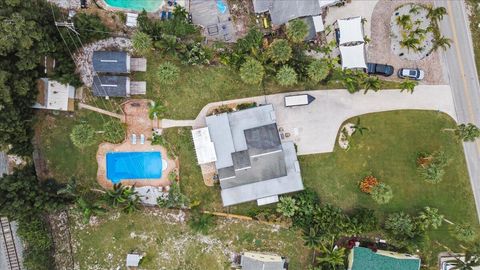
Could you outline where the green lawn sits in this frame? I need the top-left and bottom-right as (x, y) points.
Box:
(70, 209), (309, 269)
(467, 0), (480, 80)
(299, 110), (479, 266)
(34, 110), (115, 187)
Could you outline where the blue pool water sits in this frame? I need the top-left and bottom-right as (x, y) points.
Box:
(104, 0), (164, 12)
(106, 152), (162, 183)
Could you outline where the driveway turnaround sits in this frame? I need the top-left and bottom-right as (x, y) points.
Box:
(266, 85), (456, 155)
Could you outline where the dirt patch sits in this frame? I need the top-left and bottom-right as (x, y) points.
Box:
(33, 112), (55, 181)
(367, 0), (445, 84)
(226, 0), (254, 38)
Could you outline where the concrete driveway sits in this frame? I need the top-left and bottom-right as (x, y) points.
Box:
(267, 85), (456, 155)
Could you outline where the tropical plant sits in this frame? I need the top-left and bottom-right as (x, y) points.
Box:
(157, 181), (189, 208)
(239, 58), (265, 85)
(155, 34), (182, 55)
(188, 210), (216, 234)
(276, 65), (298, 86)
(132, 31), (153, 55)
(385, 212), (417, 239)
(400, 36), (421, 52)
(268, 39), (292, 64)
(341, 69), (364, 93)
(303, 227), (321, 263)
(57, 177), (77, 198)
(292, 189), (320, 228)
(446, 251), (480, 270)
(157, 61), (180, 85)
(417, 206), (444, 230)
(76, 197), (106, 223)
(409, 5), (421, 15)
(276, 196), (299, 218)
(179, 42), (210, 65)
(396, 14), (412, 30)
(370, 183), (393, 204)
(453, 123), (480, 142)
(286, 19), (309, 43)
(433, 35), (452, 51)
(362, 76), (381, 93)
(103, 120), (125, 144)
(316, 240), (346, 270)
(428, 6), (447, 22)
(70, 124), (95, 149)
(148, 101), (166, 120)
(400, 79), (418, 93)
(313, 204), (352, 240)
(352, 117), (369, 136)
(307, 60), (330, 83)
(349, 208), (378, 234)
(452, 223), (477, 242)
(417, 151), (450, 183)
(122, 194), (141, 213)
(104, 183), (139, 208)
(359, 175), (378, 193)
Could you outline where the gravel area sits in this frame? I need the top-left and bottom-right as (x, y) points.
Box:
(47, 0), (81, 9)
(74, 37), (132, 87)
(367, 0), (445, 84)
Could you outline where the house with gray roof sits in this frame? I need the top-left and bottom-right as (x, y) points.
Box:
(236, 252), (287, 270)
(193, 104), (304, 207)
(252, 0), (339, 26)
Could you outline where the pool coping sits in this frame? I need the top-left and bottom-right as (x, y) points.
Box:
(97, 0), (165, 13)
(96, 140), (177, 189)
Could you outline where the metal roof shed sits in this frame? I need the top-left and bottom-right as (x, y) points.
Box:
(92, 75), (130, 97)
(191, 128), (217, 165)
(92, 51), (130, 73)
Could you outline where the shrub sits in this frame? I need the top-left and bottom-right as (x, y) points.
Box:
(103, 120), (125, 143)
(417, 206), (443, 230)
(179, 42), (211, 65)
(370, 183), (393, 204)
(268, 39), (292, 64)
(349, 208), (378, 233)
(70, 124), (95, 149)
(239, 58), (265, 85)
(307, 60), (330, 83)
(359, 175), (379, 193)
(276, 65), (298, 86)
(157, 61), (179, 85)
(276, 197), (299, 218)
(236, 102), (257, 110)
(385, 212), (417, 239)
(157, 181), (189, 208)
(188, 210), (216, 234)
(132, 31), (153, 56)
(417, 151), (450, 183)
(452, 223), (477, 242)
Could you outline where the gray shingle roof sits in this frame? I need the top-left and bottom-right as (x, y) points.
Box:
(92, 51), (129, 73)
(244, 123), (282, 156)
(92, 75), (129, 97)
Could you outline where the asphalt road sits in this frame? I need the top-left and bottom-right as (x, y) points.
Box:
(435, 0), (480, 222)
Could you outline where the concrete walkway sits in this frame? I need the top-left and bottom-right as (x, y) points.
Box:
(194, 85), (456, 155)
(161, 119), (196, 128)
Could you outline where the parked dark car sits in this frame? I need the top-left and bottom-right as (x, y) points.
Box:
(397, 68), (425, 80)
(366, 63), (394, 77)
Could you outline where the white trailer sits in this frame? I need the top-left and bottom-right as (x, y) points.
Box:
(284, 94), (315, 107)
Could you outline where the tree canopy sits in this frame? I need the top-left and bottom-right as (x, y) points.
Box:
(239, 58), (265, 85)
(268, 39), (292, 64)
(286, 19), (309, 43)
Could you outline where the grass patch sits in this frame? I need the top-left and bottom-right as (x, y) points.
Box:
(467, 0), (480, 79)
(299, 110), (478, 266)
(71, 209), (309, 269)
(34, 110), (116, 187)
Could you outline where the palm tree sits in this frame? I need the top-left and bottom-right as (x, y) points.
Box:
(400, 79), (418, 93)
(105, 183), (128, 208)
(409, 5), (421, 15)
(428, 6), (447, 22)
(453, 123), (480, 142)
(433, 35), (452, 51)
(446, 252), (480, 270)
(148, 100), (166, 129)
(303, 227), (321, 263)
(316, 240), (346, 270)
(352, 117), (368, 136)
(122, 194), (141, 214)
(362, 76), (380, 94)
(76, 197), (106, 224)
(396, 14), (412, 30)
(156, 34), (182, 56)
(400, 36), (420, 52)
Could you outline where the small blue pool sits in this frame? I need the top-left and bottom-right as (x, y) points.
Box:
(106, 152), (162, 183)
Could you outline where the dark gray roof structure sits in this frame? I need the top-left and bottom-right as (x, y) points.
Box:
(92, 75), (130, 97)
(92, 51), (130, 73)
(205, 105), (304, 206)
(252, 0), (338, 26)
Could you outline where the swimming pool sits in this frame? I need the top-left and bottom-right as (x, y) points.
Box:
(106, 152), (162, 183)
(104, 0), (164, 12)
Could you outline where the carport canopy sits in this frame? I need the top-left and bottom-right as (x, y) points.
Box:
(340, 44), (367, 69)
(337, 16), (364, 45)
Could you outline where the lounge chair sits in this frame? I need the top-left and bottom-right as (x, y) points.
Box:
(161, 11), (167, 20)
(140, 134), (145, 145)
(167, 12), (173, 20)
(131, 134), (137, 145)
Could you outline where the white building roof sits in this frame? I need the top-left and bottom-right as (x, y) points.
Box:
(337, 16), (364, 45)
(126, 13), (138, 27)
(126, 254), (142, 267)
(33, 78), (74, 111)
(312, 15), (324, 32)
(191, 127), (217, 165)
(340, 44), (367, 70)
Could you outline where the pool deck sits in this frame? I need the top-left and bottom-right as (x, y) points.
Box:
(96, 99), (177, 189)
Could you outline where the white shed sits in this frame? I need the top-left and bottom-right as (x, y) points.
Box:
(191, 127), (217, 164)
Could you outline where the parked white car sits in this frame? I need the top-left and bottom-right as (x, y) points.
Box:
(397, 68), (425, 80)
